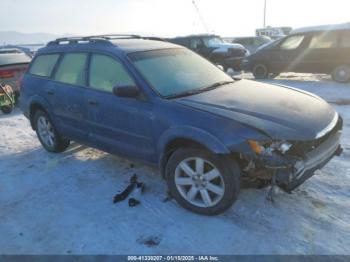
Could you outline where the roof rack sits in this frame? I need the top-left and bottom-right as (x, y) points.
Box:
(90, 34), (142, 39)
(141, 36), (167, 42)
(47, 36), (110, 46)
(90, 35), (167, 41)
(47, 34), (167, 46)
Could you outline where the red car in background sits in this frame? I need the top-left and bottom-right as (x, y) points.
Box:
(0, 48), (32, 97)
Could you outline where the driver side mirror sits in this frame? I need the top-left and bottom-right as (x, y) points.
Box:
(113, 85), (140, 98)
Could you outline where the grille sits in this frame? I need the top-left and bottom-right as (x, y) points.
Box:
(229, 48), (246, 57)
(290, 116), (343, 156)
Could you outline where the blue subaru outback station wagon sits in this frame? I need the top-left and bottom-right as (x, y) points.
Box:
(20, 35), (343, 215)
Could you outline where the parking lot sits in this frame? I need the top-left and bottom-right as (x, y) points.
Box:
(0, 74), (349, 254)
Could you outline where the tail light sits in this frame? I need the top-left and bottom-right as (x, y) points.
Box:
(0, 69), (15, 78)
(0, 66), (27, 79)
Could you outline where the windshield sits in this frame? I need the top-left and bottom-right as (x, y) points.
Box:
(257, 38), (281, 51)
(129, 48), (233, 98)
(203, 36), (224, 46)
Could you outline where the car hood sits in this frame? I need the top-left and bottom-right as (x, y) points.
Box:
(210, 42), (245, 50)
(176, 80), (337, 140)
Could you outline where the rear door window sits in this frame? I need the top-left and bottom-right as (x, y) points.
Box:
(29, 54), (60, 77)
(54, 53), (88, 86)
(280, 35), (305, 50)
(309, 32), (338, 49)
(88, 54), (135, 93)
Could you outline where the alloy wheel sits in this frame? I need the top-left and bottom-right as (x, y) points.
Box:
(174, 157), (225, 208)
(37, 116), (55, 148)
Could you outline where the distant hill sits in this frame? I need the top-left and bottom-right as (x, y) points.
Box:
(0, 31), (72, 45)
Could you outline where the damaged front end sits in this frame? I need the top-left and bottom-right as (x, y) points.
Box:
(241, 115), (343, 192)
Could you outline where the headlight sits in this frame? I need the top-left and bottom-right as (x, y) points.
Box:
(248, 140), (292, 155)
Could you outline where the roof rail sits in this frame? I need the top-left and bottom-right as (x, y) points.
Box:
(47, 36), (111, 46)
(47, 34), (167, 47)
(141, 36), (168, 42)
(90, 34), (142, 39)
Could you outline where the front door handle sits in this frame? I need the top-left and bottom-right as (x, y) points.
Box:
(46, 90), (54, 95)
(88, 99), (98, 106)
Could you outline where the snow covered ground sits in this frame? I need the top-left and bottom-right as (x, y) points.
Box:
(0, 74), (349, 255)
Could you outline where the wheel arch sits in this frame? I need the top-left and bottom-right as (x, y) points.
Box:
(157, 127), (230, 178)
(28, 96), (52, 130)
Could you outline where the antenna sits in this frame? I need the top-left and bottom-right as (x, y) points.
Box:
(263, 0), (267, 28)
(191, 0), (210, 33)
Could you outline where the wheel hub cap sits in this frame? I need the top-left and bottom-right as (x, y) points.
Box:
(174, 157), (225, 208)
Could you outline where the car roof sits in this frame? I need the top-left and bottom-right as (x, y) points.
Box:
(291, 22), (350, 34)
(0, 48), (23, 53)
(110, 39), (181, 53)
(0, 47), (31, 66)
(40, 36), (182, 55)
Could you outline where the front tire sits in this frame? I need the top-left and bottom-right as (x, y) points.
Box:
(34, 110), (70, 153)
(252, 63), (269, 79)
(332, 65), (350, 83)
(166, 148), (240, 215)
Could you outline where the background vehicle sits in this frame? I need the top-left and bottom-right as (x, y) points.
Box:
(242, 22), (350, 82)
(0, 84), (15, 114)
(0, 47), (31, 96)
(225, 36), (272, 54)
(168, 34), (248, 71)
(256, 26), (292, 40)
(20, 35), (342, 215)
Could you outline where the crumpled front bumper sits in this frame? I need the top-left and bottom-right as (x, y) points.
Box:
(254, 131), (342, 192)
(286, 131), (342, 191)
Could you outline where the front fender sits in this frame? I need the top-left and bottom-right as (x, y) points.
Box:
(157, 126), (230, 171)
(158, 126), (230, 156)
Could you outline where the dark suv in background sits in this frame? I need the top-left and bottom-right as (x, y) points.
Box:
(225, 36), (271, 54)
(168, 34), (248, 71)
(20, 35), (342, 215)
(241, 22), (350, 82)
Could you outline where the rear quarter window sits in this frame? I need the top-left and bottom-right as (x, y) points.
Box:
(308, 32), (338, 49)
(29, 54), (60, 77)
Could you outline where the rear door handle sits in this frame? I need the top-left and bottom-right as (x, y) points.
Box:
(88, 99), (98, 106)
(46, 90), (54, 95)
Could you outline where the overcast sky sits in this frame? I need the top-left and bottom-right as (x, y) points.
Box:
(1, 0), (349, 37)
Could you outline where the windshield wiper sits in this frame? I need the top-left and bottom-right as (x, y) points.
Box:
(200, 80), (234, 91)
(166, 80), (234, 99)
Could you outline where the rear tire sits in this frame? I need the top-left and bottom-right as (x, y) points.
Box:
(332, 65), (350, 83)
(252, 63), (269, 79)
(166, 148), (240, 215)
(33, 110), (70, 153)
(1, 106), (13, 114)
